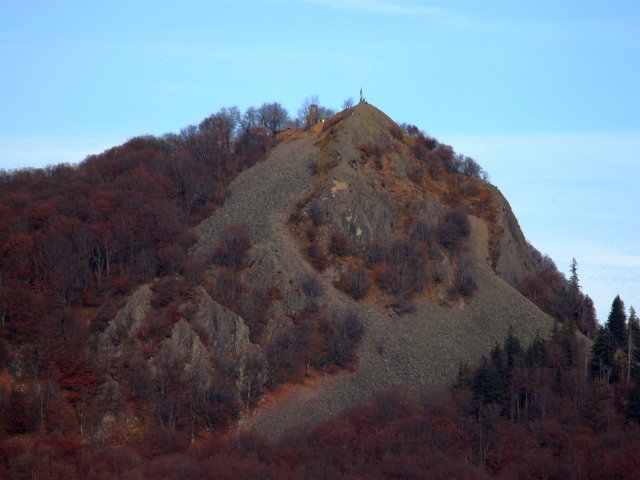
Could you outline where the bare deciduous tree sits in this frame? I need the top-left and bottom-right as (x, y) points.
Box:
(297, 95), (319, 126)
(258, 102), (290, 135)
(240, 106), (258, 134)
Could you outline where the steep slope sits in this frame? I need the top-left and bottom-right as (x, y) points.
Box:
(185, 103), (554, 438)
(240, 217), (553, 440)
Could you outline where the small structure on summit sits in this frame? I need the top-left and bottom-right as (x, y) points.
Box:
(306, 104), (330, 128)
(359, 87), (367, 104)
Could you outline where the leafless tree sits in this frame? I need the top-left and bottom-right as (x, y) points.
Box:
(239, 106), (258, 135)
(297, 95), (319, 125)
(258, 102), (290, 135)
(199, 106), (240, 151)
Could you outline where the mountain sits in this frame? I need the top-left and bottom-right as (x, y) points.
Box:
(181, 103), (554, 437)
(5, 102), (625, 478)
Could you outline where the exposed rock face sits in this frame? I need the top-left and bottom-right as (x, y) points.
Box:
(193, 288), (266, 390)
(194, 288), (252, 359)
(153, 319), (213, 388)
(488, 185), (538, 287)
(312, 164), (397, 253)
(97, 285), (152, 362)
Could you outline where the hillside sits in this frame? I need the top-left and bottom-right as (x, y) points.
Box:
(185, 103), (554, 437)
(2, 101), (618, 478)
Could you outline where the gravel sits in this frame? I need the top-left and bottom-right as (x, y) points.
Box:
(194, 135), (318, 251)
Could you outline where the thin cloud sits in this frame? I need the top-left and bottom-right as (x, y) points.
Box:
(289, 0), (505, 31)
(300, 0), (439, 15)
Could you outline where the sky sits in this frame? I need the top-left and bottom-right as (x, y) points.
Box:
(1, 0), (638, 321)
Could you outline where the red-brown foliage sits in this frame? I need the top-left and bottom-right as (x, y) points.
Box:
(454, 259), (477, 297)
(437, 206), (471, 252)
(307, 242), (327, 271)
(212, 222), (252, 270)
(0, 105), (275, 475)
(389, 124), (404, 141)
(3, 106), (636, 479)
(316, 310), (363, 368)
(407, 165), (424, 184)
(329, 230), (350, 257)
(337, 265), (372, 300)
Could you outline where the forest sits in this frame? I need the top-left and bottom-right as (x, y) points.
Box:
(1, 100), (640, 478)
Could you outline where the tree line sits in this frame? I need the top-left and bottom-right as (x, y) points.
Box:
(5, 325), (637, 478)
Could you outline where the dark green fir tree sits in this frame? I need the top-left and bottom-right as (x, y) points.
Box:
(606, 295), (628, 350)
(590, 327), (619, 384)
(628, 306), (640, 383)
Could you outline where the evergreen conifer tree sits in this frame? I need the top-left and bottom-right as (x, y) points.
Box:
(580, 295), (598, 338)
(490, 342), (506, 376)
(504, 327), (522, 369)
(567, 258), (583, 327)
(568, 257), (580, 294)
(628, 306), (640, 382)
(606, 295), (628, 350)
(526, 334), (548, 368)
(590, 327), (619, 383)
(473, 356), (506, 407)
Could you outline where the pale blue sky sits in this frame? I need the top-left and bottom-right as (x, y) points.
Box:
(1, 0), (638, 320)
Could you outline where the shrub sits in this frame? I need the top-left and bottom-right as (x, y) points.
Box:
(359, 143), (374, 160)
(151, 277), (188, 308)
(365, 242), (385, 268)
(211, 267), (245, 312)
(359, 143), (383, 167)
(389, 124), (404, 141)
(348, 266), (372, 300)
(307, 200), (327, 226)
(407, 166), (424, 184)
(241, 287), (274, 343)
(300, 272), (324, 299)
(329, 230), (350, 257)
(156, 243), (186, 275)
(437, 207), (471, 252)
(212, 222), (252, 270)
(374, 262), (396, 295)
(305, 225), (318, 242)
(409, 218), (430, 243)
(454, 261), (476, 297)
(307, 242), (327, 271)
(460, 178), (480, 197)
(318, 310), (364, 368)
(336, 266), (372, 300)
(390, 295), (415, 314)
